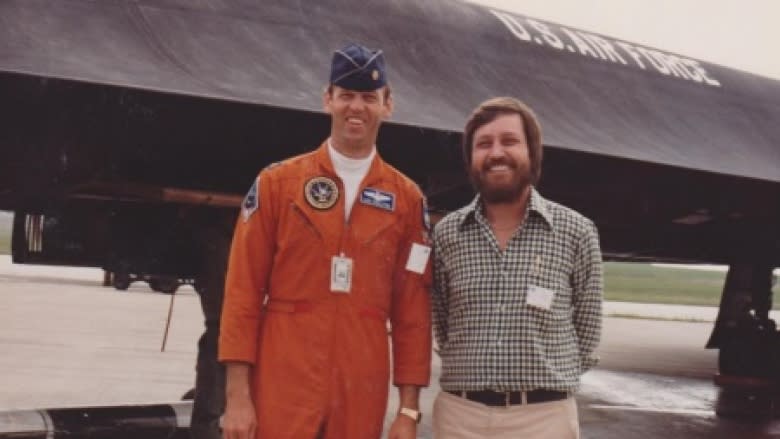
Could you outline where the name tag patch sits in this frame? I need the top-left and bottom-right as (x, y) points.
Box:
(526, 284), (555, 310)
(360, 188), (395, 211)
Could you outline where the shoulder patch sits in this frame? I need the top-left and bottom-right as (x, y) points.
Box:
(422, 197), (431, 231)
(241, 178), (259, 222)
(263, 161), (281, 171)
(421, 196), (432, 244)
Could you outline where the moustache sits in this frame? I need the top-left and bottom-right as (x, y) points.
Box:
(481, 158), (516, 172)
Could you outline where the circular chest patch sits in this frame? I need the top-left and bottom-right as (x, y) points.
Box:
(304, 176), (339, 210)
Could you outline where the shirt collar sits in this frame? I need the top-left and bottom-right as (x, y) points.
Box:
(314, 139), (386, 186)
(327, 139), (376, 169)
(458, 187), (554, 230)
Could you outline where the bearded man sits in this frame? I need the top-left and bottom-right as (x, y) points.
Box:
(430, 97), (603, 439)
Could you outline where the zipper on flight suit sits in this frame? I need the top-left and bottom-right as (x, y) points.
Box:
(338, 177), (352, 257)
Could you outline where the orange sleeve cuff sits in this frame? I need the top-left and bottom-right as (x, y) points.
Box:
(393, 366), (431, 387)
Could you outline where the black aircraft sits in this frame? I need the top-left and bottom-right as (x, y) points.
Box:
(2, 0), (780, 410)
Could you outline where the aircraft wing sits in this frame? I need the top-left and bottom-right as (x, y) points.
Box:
(1, 0), (779, 183)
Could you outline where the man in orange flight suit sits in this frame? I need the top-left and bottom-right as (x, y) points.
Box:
(218, 43), (432, 439)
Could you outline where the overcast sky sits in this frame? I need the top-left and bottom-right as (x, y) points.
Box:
(466, 0), (780, 80)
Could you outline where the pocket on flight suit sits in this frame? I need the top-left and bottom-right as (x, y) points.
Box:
(279, 202), (324, 249)
(355, 217), (403, 293)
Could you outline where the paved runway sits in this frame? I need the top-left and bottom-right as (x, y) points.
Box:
(2, 256), (780, 438)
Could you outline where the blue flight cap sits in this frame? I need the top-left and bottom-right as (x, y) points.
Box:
(330, 43), (387, 91)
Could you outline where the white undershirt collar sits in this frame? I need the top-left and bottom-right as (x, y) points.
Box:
(327, 140), (375, 219)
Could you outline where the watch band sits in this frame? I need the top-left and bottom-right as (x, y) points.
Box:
(399, 407), (422, 423)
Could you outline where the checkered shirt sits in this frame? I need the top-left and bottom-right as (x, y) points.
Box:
(432, 188), (603, 393)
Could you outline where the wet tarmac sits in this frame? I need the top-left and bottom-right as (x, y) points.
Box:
(579, 369), (780, 438)
(2, 255), (779, 438)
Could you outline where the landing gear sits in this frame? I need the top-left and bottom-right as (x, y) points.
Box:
(181, 388), (196, 401)
(102, 270), (114, 287)
(714, 374), (779, 418)
(109, 266), (183, 294)
(149, 277), (180, 294)
(189, 223), (230, 439)
(708, 263), (779, 418)
(113, 270), (131, 291)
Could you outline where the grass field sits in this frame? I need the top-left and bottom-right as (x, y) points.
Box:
(605, 262), (780, 308)
(0, 213), (776, 307)
(0, 211), (10, 255)
(605, 262), (725, 306)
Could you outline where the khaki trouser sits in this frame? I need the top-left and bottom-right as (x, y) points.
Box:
(432, 391), (580, 439)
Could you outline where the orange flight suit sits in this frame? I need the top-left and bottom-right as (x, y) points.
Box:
(219, 142), (432, 439)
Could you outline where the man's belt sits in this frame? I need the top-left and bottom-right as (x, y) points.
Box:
(446, 389), (568, 406)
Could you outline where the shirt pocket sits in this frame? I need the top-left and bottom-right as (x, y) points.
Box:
(529, 264), (573, 312)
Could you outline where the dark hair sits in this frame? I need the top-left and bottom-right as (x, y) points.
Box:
(462, 97), (543, 185)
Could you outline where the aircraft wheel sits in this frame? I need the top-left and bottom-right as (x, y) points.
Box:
(160, 283), (179, 295)
(113, 272), (131, 291)
(150, 277), (178, 294)
(718, 335), (775, 378)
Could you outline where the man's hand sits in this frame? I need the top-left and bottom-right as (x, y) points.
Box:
(222, 393), (256, 439)
(390, 385), (421, 439)
(223, 362), (256, 439)
(387, 413), (417, 439)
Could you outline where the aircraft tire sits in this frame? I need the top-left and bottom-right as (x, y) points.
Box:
(113, 272), (131, 291)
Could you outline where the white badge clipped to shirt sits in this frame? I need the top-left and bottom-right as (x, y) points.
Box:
(331, 254), (353, 293)
(526, 284), (555, 310)
(405, 243), (431, 274)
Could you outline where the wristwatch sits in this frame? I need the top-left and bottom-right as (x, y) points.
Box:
(399, 407), (422, 424)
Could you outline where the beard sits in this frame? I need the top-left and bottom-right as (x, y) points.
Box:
(469, 157), (531, 204)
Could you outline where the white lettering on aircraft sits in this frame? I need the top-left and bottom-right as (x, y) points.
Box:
(490, 10), (721, 88)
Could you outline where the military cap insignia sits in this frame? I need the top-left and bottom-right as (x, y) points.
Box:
(371, 69), (379, 81)
(242, 178), (259, 222)
(360, 187), (395, 211)
(305, 176), (339, 210)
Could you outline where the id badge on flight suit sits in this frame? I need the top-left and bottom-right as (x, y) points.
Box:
(331, 255), (353, 293)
